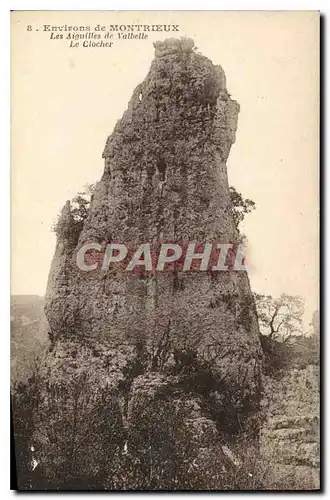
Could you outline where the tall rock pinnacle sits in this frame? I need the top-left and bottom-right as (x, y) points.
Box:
(46, 37), (262, 405)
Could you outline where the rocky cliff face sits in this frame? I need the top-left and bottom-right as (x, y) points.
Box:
(39, 38), (263, 489)
(46, 37), (261, 396)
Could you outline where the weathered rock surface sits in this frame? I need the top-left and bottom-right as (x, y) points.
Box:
(261, 365), (320, 490)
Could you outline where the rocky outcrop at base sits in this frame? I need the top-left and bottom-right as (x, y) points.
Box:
(261, 365), (320, 490)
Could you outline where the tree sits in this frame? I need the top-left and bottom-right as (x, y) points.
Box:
(52, 183), (96, 235)
(253, 293), (304, 342)
(70, 183), (96, 223)
(229, 186), (256, 230)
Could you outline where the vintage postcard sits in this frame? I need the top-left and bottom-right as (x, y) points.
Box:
(11, 11), (320, 491)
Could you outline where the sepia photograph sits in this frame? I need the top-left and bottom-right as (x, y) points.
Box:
(10, 10), (320, 491)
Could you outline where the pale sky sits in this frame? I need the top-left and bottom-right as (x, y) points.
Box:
(11, 11), (319, 326)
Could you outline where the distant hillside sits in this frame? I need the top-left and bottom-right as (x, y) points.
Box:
(11, 294), (44, 318)
(11, 295), (49, 384)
